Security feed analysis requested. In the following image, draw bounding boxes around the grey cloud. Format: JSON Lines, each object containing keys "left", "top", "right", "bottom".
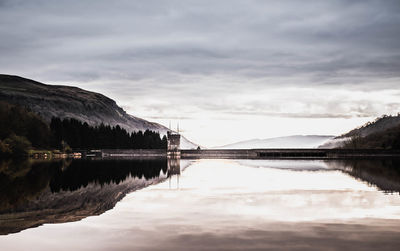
{"left": 1, "top": 0, "right": 400, "bottom": 120}
{"left": 1, "top": 0, "right": 399, "bottom": 80}
{"left": 198, "top": 103, "right": 378, "bottom": 119}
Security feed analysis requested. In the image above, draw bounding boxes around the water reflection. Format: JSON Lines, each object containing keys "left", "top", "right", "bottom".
{"left": 167, "top": 157, "right": 181, "bottom": 177}
{"left": 0, "top": 158, "right": 177, "bottom": 235}
{"left": 1, "top": 158, "right": 400, "bottom": 250}
{"left": 168, "top": 156, "right": 181, "bottom": 189}
{"left": 49, "top": 159, "right": 168, "bottom": 192}
{"left": 237, "top": 158, "right": 400, "bottom": 193}
{"left": 325, "top": 159, "right": 400, "bottom": 194}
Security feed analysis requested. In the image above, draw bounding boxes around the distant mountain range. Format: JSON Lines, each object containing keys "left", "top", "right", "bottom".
{"left": 216, "top": 135, "right": 334, "bottom": 149}
{"left": 0, "top": 74, "right": 197, "bottom": 149}
{"left": 218, "top": 114, "right": 400, "bottom": 149}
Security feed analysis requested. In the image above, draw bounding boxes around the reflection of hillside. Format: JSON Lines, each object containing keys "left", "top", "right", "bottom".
{"left": 326, "top": 159, "right": 400, "bottom": 193}
{"left": 0, "top": 159, "right": 170, "bottom": 235}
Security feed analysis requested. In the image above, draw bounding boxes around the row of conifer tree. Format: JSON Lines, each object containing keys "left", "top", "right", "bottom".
{"left": 0, "top": 101, "right": 167, "bottom": 157}
{"left": 50, "top": 117, "right": 167, "bottom": 149}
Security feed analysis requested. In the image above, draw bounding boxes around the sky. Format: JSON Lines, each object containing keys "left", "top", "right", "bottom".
{"left": 1, "top": 0, "right": 400, "bottom": 147}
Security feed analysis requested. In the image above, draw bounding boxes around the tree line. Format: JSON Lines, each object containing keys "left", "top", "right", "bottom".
{"left": 0, "top": 101, "right": 167, "bottom": 157}
{"left": 50, "top": 117, "right": 167, "bottom": 150}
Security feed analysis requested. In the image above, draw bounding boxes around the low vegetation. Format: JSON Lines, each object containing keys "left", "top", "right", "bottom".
{"left": 0, "top": 101, "right": 50, "bottom": 157}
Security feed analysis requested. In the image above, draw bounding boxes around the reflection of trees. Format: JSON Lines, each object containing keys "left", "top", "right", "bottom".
{"left": 326, "top": 159, "right": 400, "bottom": 193}
{"left": 50, "top": 159, "right": 168, "bottom": 192}
{"left": 0, "top": 159, "right": 168, "bottom": 213}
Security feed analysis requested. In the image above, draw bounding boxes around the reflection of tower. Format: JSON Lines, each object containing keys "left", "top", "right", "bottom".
{"left": 168, "top": 156, "right": 181, "bottom": 189}
{"left": 167, "top": 130, "right": 181, "bottom": 157}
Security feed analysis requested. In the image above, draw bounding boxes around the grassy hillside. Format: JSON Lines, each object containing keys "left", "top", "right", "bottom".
{"left": 318, "top": 114, "right": 400, "bottom": 149}
{"left": 0, "top": 74, "right": 164, "bottom": 133}
{"left": 0, "top": 74, "right": 198, "bottom": 149}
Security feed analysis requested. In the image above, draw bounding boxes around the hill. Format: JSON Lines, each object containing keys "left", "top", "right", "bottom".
{"left": 341, "top": 125, "right": 400, "bottom": 149}
{"left": 0, "top": 75, "right": 197, "bottom": 149}
{"left": 337, "top": 114, "right": 400, "bottom": 138}
{"left": 319, "top": 114, "right": 400, "bottom": 149}
{"left": 319, "top": 114, "right": 400, "bottom": 148}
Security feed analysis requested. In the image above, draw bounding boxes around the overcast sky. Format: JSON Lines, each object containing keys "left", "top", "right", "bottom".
{"left": 1, "top": 0, "right": 400, "bottom": 146}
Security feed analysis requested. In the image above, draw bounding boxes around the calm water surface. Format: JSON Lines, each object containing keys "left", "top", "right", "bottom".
{"left": 1, "top": 158, "right": 400, "bottom": 250}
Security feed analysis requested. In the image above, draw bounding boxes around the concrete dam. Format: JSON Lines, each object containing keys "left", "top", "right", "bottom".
{"left": 94, "top": 148, "right": 400, "bottom": 159}
{"left": 181, "top": 149, "right": 400, "bottom": 159}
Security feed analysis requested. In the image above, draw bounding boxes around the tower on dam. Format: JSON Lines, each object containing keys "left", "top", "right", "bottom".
{"left": 167, "top": 130, "right": 180, "bottom": 157}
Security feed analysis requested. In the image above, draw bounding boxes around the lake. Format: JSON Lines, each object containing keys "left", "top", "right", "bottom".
{"left": 1, "top": 158, "right": 400, "bottom": 250}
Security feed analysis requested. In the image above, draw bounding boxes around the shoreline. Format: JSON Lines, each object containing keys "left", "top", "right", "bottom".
{"left": 23, "top": 148, "right": 400, "bottom": 160}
